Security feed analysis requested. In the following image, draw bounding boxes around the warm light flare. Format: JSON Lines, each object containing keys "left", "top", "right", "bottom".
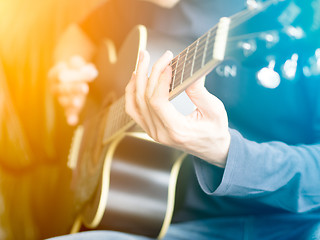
{"left": 0, "top": 0, "right": 104, "bottom": 239}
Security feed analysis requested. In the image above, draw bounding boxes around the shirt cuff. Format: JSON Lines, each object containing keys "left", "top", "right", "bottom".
{"left": 194, "top": 128, "right": 242, "bottom": 196}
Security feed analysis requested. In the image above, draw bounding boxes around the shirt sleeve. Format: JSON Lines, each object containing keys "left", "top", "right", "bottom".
{"left": 194, "top": 128, "right": 320, "bottom": 213}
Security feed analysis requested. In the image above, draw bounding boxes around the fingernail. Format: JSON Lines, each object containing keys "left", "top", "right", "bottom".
{"left": 165, "top": 50, "right": 173, "bottom": 58}
{"left": 139, "top": 51, "right": 144, "bottom": 62}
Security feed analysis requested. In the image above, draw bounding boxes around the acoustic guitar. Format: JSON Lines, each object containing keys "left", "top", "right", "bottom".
{"left": 68, "top": 24, "right": 189, "bottom": 239}
{"left": 67, "top": 0, "right": 319, "bottom": 238}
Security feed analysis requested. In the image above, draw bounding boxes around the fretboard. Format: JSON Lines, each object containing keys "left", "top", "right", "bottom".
{"left": 169, "top": 26, "right": 216, "bottom": 92}
{"left": 169, "top": 17, "right": 230, "bottom": 99}
{"left": 103, "top": 17, "right": 230, "bottom": 144}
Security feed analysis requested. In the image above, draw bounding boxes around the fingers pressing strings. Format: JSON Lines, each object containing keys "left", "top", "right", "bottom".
{"left": 126, "top": 50, "right": 177, "bottom": 139}
{"left": 146, "top": 64, "right": 185, "bottom": 142}
{"left": 126, "top": 50, "right": 154, "bottom": 134}
{"left": 133, "top": 50, "right": 155, "bottom": 135}
{"left": 125, "top": 71, "right": 147, "bottom": 129}
{"left": 144, "top": 50, "right": 177, "bottom": 140}
{"left": 146, "top": 50, "right": 173, "bottom": 98}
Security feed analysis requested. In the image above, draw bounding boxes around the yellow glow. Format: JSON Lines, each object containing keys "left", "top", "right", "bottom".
{"left": 0, "top": 0, "right": 104, "bottom": 239}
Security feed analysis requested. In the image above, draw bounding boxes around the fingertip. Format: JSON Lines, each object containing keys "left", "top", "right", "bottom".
{"left": 82, "top": 64, "right": 99, "bottom": 81}
{"left": 81, "top": 84, "right": 89, "bottom": 93}
{"left": 132, "top": 70, "right": 136, "bottom": 79}
{"left": 72, "top": 97, "right": 84, "bottom": 108}
{"left": 161, "top": 65, "right": 173, "bottom": 84}
{"left": 164, "top": 64, "right": 172, "bottom": 74}
{"left": 67, "top": 114, "right": 78, "bottom": 126}
{"left": 165, "top": 50, "right": 174, "bottom": 59}
{"left": 139, "top": 50, "right": 150, "bottom": 62}
{"left": 139, "top": 51, "right": 144, "bottom": 62}
{"left": 144, "top": 50, "right": 150, "bottom": 58}
{"left": 136, "top": 50, "right": 150, "bottom": 81}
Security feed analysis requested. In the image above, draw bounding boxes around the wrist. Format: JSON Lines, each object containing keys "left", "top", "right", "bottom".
{"left": 202, "top": 129, "right": 231, "bottom": 168}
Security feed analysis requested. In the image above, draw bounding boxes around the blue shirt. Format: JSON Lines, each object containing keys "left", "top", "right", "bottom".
{"left": 82, "top": 0, "right": 320, "bottom": 220}
{"left": 186, "top": 0, "right": 320, "bottom": 219}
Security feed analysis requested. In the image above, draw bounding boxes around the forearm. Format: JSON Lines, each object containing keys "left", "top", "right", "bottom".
{"left": 194, "top": 129, "right": 320, "bottom": 213}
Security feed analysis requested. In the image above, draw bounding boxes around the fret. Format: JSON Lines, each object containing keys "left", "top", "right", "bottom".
{"left": 202, "top": 31, "right": 210, "bottom": 67}
{"left": 192, "top": 54, "right": 203, "bottom": 75}
{"left": 192, "top": 33, "right": 207, "bottom": 75}
{"left": 205, "top": 30, "right": 216, "bottom": 64}
{"left": 170, "top": 32, "right": 211, "bottom": 89}
{"left": 170, "top": 55, "right": 180, "bottom": 91}
{"left": 102, "top": 17, "right": 230, "bottom": 144}
{"left": 190, "top": 38, "right": 200, "bottom": 77}
{"left": 173, "top": 52, "right": 185, "bottom": 88}
{"left": 179, "top": 46, "right": 189, "bottom": 84}
{"left": 181, "top": 44, "right": 196, "bottom": 83}
{"left": 169, "top": 24, "right": 221, "bottom": 94}
{"left": 173, "top": 69, "right": 182, "bottom": 89}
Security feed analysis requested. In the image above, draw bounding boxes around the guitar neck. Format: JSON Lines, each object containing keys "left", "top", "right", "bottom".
{"left": 102, "top": 96, "right": 134, "bottom": 145}
{"left": 169, "top": 17, "right": 230, "bottom": 99}
{"left": 102, "top": 17, "right": 231, "bottom": 144}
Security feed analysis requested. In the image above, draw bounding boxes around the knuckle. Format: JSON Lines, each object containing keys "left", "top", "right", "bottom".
{"left": 149, "top": 99, "right": 161, "bottom": 111}
{"left": 144, "top": 92, "right": 151, "bottom": 103}
{"left": 135, "top": 94, "right": 144, "bottom": 105}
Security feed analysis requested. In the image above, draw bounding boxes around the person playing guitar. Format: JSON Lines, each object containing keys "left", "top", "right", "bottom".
{"left": 50, "top": 0, "right": 320, "bottom": 239}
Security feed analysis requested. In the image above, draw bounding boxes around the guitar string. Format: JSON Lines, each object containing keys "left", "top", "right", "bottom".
{"left": 170, "top": 31, "right": 216, "bottom": 65}
{"left": 170, "top": 2, "right": 278, "bottom": 89}
{"left": 171, "top": 32, "right": 217, "bottom": 69}
{"left": 171, "top": 28, "right": 280, "bottom": 83}
{"left": 107, "top": 11, "right": 270, "bottom": 135}
{"left": 170, "top": 34, "right": 217, "bottom": 86}
{"left": 106, "top": 0, "right": 277, "bottom": 136}
{"left": 171, "top": 45, "right": 215, "bottom": 87}
{"left": 168, "top": 2, "right": 261, "bottom": 66}
{"left": 173, "top": 4, "right": 262, "bottom": 64}
{"left": 169, "top": 0, "right": 274, "bottom": 68}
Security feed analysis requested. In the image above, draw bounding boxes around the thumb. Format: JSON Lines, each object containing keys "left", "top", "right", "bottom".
{"left": 185, "top": 76, "right": 211, "bottom": 113}
{"left": 185, "top": 76, "right": 225, "bottom": 118}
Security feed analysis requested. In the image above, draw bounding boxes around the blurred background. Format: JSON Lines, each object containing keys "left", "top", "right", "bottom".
{"left": 0, "top": 0, "right": 103, "bottom": 239}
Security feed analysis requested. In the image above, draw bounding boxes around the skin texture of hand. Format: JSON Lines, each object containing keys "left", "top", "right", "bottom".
{"left": 125, "top": 50, "right": 231, "bottom": 168}
{"left": 49, "top": 55, "right": 98, "bottom": 126}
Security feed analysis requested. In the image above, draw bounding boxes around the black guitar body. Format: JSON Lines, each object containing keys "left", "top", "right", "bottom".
{"left": 84, "top": 133, "right": 186, "bottom": 238}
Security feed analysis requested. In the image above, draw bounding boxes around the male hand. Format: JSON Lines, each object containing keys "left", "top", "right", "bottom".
{"left": 49, "top": 55, "right": 98, "bottom": 126}
{"left": 125, "top": 50, "right": 231, "bottom": 167}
